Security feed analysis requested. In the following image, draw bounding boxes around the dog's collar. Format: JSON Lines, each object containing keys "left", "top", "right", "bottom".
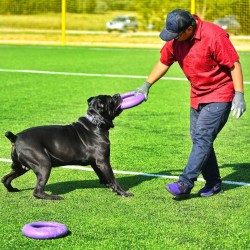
{"left": 85, "top": 114, "right": 104, "bottom": 128}
{"left": 85, "top": 113, "right": 114, "bottom": 130}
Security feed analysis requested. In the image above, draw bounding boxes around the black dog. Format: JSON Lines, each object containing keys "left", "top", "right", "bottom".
{"left": 2, "top": 94, "right": 133, "bottom": 200}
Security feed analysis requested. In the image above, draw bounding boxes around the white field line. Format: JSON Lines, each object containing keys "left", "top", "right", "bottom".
{"left": 0, "top": 68, "right": 186, "bottom": 81}
{"left": 0, "top": 158, "right": 249, "bottom": 187}
{"left": 0, "top": 68, "right": 249, "bottom": 187}
{"left": 0, "top": 68, "right": 250, "bottom": 84}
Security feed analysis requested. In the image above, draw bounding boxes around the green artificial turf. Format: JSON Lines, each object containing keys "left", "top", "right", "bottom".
{"left": 0, "top": 45, "right": 249, "bottom": 249}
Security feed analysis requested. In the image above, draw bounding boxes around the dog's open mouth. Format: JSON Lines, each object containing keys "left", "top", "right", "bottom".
{"left": 119, "top": 91, "right": 145, "bottom": 110}
{"left": 113, "top": 94, "right": 123, "bottom": 110}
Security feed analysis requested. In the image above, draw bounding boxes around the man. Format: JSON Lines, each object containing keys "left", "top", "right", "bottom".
{"left": 135, "top": 9, "right": 246, "bottom": 198}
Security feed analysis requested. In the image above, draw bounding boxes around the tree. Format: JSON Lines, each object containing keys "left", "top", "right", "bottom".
{"left": 134, "top": 0, "right": 190, "bottom": 30}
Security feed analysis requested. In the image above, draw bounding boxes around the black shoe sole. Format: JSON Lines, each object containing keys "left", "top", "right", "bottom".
{"left": 165, "top": 185, "right": 191, "bottom": 199}
{"left": 199, "top": 189, "right": 223, "bottom": 197}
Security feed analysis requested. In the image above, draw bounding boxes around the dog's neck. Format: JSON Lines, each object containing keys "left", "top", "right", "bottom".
{"left": 84, "top": 111, "right": 114, "bottom": 130}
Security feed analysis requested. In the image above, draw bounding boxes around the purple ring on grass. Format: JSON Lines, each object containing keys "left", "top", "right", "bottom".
{"left": 120, "top": 91, "right": 145, "bottom": 109}
{"left": 22, "top": 221, "right": 68, "bottom": 239}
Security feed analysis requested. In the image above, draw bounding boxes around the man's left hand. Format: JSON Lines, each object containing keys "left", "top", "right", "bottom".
{"left": 231, "top": 91, "right": 246, "bottom": 119}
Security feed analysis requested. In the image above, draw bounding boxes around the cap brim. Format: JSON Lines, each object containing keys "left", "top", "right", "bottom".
{"left": 159, "top": 28, "right": 178, "bottom": 41}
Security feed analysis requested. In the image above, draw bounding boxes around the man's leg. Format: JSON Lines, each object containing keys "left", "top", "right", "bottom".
{"left": 189, "top": 108, "right": 221, "bottom": 184}
{"left": 201, "top": 148, "right": 221, "bottom": 185}
{"left": 166, "top": 102, "right": 231, "bottom": 197}
{"left": 179, "top": 102, "right": 231, "bottom": 186}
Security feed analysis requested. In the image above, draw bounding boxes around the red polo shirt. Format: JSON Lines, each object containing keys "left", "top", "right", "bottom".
{"left": 160, "top": 15, "right": 239, "bottom": 109}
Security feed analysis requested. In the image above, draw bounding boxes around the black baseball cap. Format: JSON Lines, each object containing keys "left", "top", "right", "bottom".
{"left": 159, "top": 9, "right": 195, "bottom": 41}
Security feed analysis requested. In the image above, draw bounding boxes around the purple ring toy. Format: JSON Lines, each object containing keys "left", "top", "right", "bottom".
{"left": 22, "top": 221, "right": 68, "bottom": 239}
{"left": 120, "top": 91, "right": 145, "bottom": 109}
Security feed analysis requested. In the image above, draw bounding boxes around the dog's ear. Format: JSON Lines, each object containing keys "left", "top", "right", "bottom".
{"left": 87, "top": 97, "right": 94, "bottom": 104}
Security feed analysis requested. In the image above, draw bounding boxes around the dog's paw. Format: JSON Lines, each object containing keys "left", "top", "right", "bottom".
{"left": 122, "top": 191, "right": 134, "bottom": 197}
{"left": 33, "top": 193, "right": 64, "bottom": 200}
{"left": 8, "top": 187, "right": 20, "bottom": 192}
{"left": 115, "top": 189, "right": 134, "bottom": 197}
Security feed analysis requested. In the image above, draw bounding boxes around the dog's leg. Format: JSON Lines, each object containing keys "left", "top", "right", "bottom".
{"left": 1, "top": 162, "right": 29, "bottom": 192}
{"left": 91, "top": 163, "right": 107, "bottom": 185}
{"left": 2, "top": 146, "right": 29, "bottom": 192}
{"left": 95, "top": 160, "right": 133, "bottom": 197}
{"left": 32, "top": 165, "right": 63, "bottom": 200}
{"left": 19, "top": 150, "right": 63, "bottom": 200}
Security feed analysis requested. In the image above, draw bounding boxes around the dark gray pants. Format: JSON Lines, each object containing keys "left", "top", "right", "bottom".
{"left": 179, "top": 102, "right": 231, "bottom": 187}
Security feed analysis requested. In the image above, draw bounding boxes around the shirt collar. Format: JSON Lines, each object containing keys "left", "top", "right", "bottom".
{"left": 192, "top": 15, "right": 202, "bottom": 40}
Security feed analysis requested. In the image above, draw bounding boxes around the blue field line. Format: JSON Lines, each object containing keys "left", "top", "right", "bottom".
{"left": 0, "top": 158, "right": 249, "bottom": 187}
{"left": 0, "top": 68, "right": 250, "bottom": 84}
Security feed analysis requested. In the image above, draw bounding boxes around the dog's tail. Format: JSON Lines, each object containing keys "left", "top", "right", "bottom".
{"left": 5, "top": 131, "right": 17, "bottom": 143}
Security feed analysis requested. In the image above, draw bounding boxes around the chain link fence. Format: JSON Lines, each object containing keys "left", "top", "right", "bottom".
{"left": 0, "top": 0, "right": 249, "bottom": 48}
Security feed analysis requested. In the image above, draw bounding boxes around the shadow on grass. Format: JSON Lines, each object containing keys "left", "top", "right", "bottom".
{"left": 10, "top": 163, "right": 249, "bottom": 198}
{"left": 172, "top": 193, "right": 200, "bottom": 201}
{"left": 221, "top": 162, "right": 250, "bottom": 191}
{"left": 45, "top": 170, "right": 170, "bottom": 196}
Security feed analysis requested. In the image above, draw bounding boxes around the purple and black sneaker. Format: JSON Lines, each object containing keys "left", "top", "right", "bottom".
{"left": 198, "top": 183, "right": 222, "bottom": 197}
{"left": 165, "top": 181, "right": 192, "bottom": 198}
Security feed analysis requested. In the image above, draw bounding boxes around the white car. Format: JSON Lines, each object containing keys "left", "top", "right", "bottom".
{"left": 214, "top": 16, "right": 241, "bottom": 34}
{"left": 106, "top": 15, "right": 138, "bottom": 33}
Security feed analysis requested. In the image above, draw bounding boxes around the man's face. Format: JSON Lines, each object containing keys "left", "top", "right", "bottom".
{"left": 175, "top": 26, "right": 195, "bottom": 42}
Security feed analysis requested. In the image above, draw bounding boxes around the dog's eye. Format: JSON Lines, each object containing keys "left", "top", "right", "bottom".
{"left": 98, "top": 103, "right": 104, "bottom": 109}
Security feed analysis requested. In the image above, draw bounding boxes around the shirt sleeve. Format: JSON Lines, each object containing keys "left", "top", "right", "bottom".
{"left": 160, "top": 42, "right": 176, "bottom": 66}
{"left": 212, "top": 33, "right": 239, "bottom": 68}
